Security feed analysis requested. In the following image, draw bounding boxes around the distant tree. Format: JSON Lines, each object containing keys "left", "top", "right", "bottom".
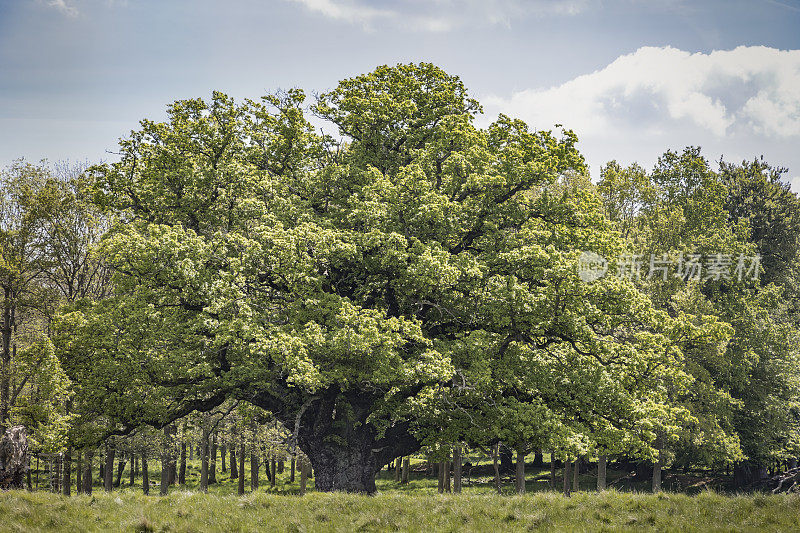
{"left": 598, "top": 149, "right": 800, "bottom": 485}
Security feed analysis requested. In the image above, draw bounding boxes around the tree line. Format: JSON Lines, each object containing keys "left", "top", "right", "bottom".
{"left": 1, "top": 63, "right": 798, "bottom": 494}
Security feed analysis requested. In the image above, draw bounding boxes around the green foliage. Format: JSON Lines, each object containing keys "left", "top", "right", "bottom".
{"left": 0, "top": 160, "right": 99, "bottom": 452}
{"left": 598, "top": 148, "right": 800, "bottom": 471}
{"left": 53, "top": 64, "right": 711, "bottom": 486}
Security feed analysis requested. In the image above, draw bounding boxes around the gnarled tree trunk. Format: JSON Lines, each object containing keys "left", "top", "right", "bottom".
{"left": 0, "top": 426, "right": 28, "bottom": 489}
{"left": 285, "top": 389, "right": 420, "bottom": 494}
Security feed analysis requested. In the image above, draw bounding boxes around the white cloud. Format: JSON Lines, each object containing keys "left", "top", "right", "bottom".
{"left": 482, "top": 46, "right": 800, "bottom": 185}
{"left": 40, "top": 0, "right": 129, "bottom": 17}
{"left": 46, "top": 0, "right": 79, "bottom": 17}
{"left": 484, "top": 46, "right": 800, "bottom": 139}
{"left": 286, "top": 0, "right": 394, "bottom": 28}
{"left": 287, "top": 0, "right": 592, "bottom": 31}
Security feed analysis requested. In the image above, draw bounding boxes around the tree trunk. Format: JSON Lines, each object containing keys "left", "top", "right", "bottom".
{"left": 230, "top": 446, "right": 238, "bottom": 479}
{"left": 82, "top": 449, "right": 93, "bottom": 495}
{"left": 653, "top": 449, "right": 663, "bottom": 493}
{"left": 597, "top": 454, "right": 607, "bottom": 491}
{"left": 265, "top": 456, "right": 274, "bottom": 484}
{"left": 209, "top": 434, "right": 217, "bottom": 484}
{"left": 572, "top": 457, "right": 580, "bottom": 492}
{"left": 142, "top": 455, "right": 149, "bottom": 495}
{"left": 220, "top": 445, "right": 226, "bottom": 473}
{"left": 270, "top": 454, "right": 276, "bottom": 487}
{"left": 563, "top": 458, "right": 571, "bottom": 497}
{"left": 200, "top": 426, "right": 209, "bottom": 493}
{"left": 301, "top": 438, "right": 384, "bottom": 493}
{"left": 550, "top": 452, "right": 557, "bottom": 489}
{"left": 251, "top": 452, "right": 259, "bottom": 491}
{"left": 75, "top": 452, "right": 82, "bottom": 494}
{"left": 402, "top": 457, "right": 410, "bottom": 484}
{"left": 114, "top": 454, "right": 126, "bottom": 488}
{"left": 299, "top": 457, "right": 308, "bottom": 496}
{"left": 160, "top": 433, "right": 170, "bottom": 496}
{"left": 130, "top": 455, "right": 136, "bottom": 487}
{"left": 394, "top": 457, "right": 402, "bottom": 482}
{"left": 104, "top": 443, "right": 114, "bottom": 492}
{"left": 453, "top": 447, "right": 462, "bottom": 493}
{"left": 169, "top": 457, "right": 176, "bottom": 486}
{"left": 179, "top": 441, "right": 186, "bottom": 485}
{"left": 492, "top": 443, "right": 502, "bottom": 494}
{"left": 0, "top": 288, "right": 14, "bottom": 433}
{"left": 500, "top": 445, "right": 513, "bottom": 474}
{"left": 444, "top": 458, "right": 451, "bottom": 493}
{"left": 62, "top": 448, "right": 71, "bottom": 496}
{"left": 278, "top": 458, "right": 284, "bottom": 474}
{"left": 290, "top": 457, "right": 295, "bottom": 482}
{"left": 437, "top": 461, "right": 444, "bottom": 493}
{"left": 516, "top": 444, "right": 526, "bottom": 494}
{"left": 266, "top": 389, "right": 419, "bottom": 494}
{"left": 0, "top": 426, "right": 28, "bottom": 490}
{"left": 238, "top": 442, "right": 245, "bottom": 495}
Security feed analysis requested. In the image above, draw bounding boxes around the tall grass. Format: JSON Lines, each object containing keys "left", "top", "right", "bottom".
{"left": 2, "top": 489, "right": 799, "bottom": 532}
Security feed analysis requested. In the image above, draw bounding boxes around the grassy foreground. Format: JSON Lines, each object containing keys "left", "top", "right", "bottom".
{"left": 2, "top": 490, "right": 800, "bottom": 532}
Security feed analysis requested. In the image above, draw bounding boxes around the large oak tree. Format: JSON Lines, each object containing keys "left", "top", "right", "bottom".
{"left": 62, "top": 64, "right": 695, "bottom": 492}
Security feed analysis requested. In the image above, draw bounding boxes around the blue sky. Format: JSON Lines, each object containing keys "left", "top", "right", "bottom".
{"left": 1, "top": 0, "right": 799, "bottom": 187}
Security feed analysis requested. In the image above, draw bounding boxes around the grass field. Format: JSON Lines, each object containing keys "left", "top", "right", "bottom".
{"left": 2, "top": 489, "right": 800, "bottom": 532}
{"left": 11, "top": 454, "right": 791, "bottom": 532}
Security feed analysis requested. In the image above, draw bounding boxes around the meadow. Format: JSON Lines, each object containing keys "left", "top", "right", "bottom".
{"left": 5, "top": 456, "right": 799, "bottom": 532}
{"left": 2, "top": 488, "right": 799, "bottom": 532}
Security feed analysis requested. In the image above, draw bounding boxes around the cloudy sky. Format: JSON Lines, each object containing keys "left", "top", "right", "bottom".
{"left": 1, "top": 0, "right": 799, "bottom": 188}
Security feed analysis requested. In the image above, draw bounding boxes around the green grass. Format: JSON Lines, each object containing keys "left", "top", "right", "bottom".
{"left": 2, "top": 488, "right": 800, "bottom": 532}
{"left": 14, "top": 455, "right": 778, "bottom": 531}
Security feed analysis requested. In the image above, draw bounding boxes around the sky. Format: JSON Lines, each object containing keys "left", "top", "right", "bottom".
{"left": 1, "top": 0, "right": 799, "bottom": 188}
